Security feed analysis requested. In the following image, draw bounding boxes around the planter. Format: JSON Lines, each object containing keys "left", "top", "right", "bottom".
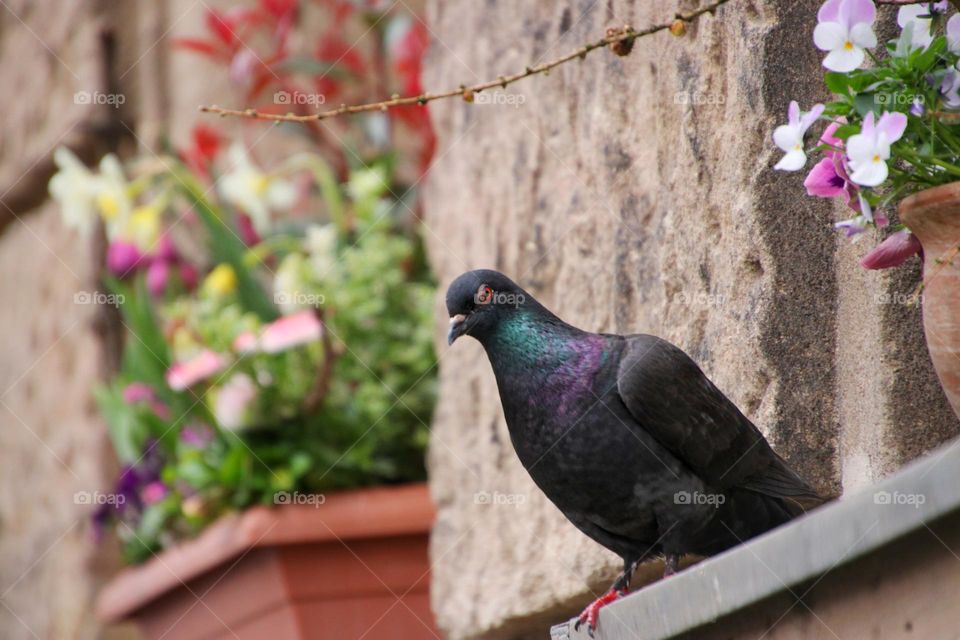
{"left": 97, "top": 483, "right": 436, "bottom": 640}
{"left": 900, "top": 183, "right": 960, "bottom": 419}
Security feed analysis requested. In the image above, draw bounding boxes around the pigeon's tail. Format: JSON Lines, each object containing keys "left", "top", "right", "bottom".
{"left": 738, "top": 452, "right": 826, "bottom": 515}
{"left": 692, "top": 488, "right": 805, "bottom": 556}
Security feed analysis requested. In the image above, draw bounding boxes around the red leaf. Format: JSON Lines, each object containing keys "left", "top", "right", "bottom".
{"left": 170, "top": 37, "right": 226, "bottom": 60}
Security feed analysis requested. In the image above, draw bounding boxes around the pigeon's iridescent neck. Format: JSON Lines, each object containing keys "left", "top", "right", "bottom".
{"left": 487, "top": 310, "right": 610, "bottom": 377}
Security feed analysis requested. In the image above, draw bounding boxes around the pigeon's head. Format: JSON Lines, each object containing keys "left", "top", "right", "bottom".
{"left": 445, "top": 269, "right": 529, "bottom": 345}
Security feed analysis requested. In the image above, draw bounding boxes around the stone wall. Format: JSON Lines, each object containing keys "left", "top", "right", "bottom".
{"left": 421, "top": 1, "right": 960, "bottom": 638}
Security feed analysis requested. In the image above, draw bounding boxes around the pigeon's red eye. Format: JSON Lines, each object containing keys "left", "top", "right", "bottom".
{"left": 475, "top": 285, "right": 493, "bottom": 304}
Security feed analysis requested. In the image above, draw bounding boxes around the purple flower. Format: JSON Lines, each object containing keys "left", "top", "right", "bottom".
{"left": 949, "top": 14, "right": 960, "bottom": 53}
{"left": 860, "top": 229, "right": 923, "bottom": 269}
{"left": 106, "top": 241, "right": 147, "bottom": 276}
{"left": 803, "top": 122, "right": 860, "bottom": 211}
{"left": 814, "top": 0, "right": 877, "bottom": 72}
{"left": 847, "top": 111, "right": 908, "bottom": 187}
{"left": 180, "top": 423, "right": 214, "bottom": 448}
{"left": 835, "top": 217, "right": 869, "bottom": 237}
{"left": 942, "top": 67, "right": 960, "bottom": 108}
{"left": 910, "top": 98, "right": 925, "bottom": 117}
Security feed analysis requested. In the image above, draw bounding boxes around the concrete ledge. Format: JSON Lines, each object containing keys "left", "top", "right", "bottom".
{"left": 551, "top": 439, "right": 960, "bottom": 640}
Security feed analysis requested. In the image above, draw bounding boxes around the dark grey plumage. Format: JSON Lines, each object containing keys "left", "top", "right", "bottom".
{"left": 446, "top": 269, "right": 822, "bottom": 632}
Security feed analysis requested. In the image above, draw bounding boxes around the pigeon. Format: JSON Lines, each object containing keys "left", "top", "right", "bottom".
{"left": 445, "top": 269, "right": 823, "bottom": 636}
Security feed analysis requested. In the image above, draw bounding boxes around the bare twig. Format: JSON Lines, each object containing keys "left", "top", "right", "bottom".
{"left": 200, "top": 0, "right": 732, "bottom": 124}
{"left": 303, "top": 308, "right": 338, "bottom": 414}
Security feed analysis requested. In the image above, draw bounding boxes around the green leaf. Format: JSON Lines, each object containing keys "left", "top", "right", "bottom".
{"left": 171, "top": 166, "right": 278, "bottom": 321}
{"left": 825, "top": 72, "right": 852, "bottom": 95}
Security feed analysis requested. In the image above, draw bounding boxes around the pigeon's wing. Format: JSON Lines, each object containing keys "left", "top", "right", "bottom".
{"left": 616, "top": 334, "right": 822, "bottom": 506}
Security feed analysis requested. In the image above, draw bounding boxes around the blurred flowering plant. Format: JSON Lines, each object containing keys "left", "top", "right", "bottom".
{"left": 773, "top": 0, "right": 960, "bottom": 269}
{"left": 50, "top": 0, "right": 437, "bottom": 563}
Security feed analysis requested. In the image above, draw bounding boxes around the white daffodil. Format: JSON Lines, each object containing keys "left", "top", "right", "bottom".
{"left": 813, "top": 0, "right": 877, "bottom": 73}
{"left": 219, "top": 144, "right": 297, "bottom": 233}
{"left": 95, "top": 154, "right": 134, "bottom": 235}
{"left": 773, "top": 101, "right": 825, "bottom": 171}
{"left": 48, "top": 147, "right": 100, "bottom": 235}
{"left": 897, "top": 2, "right": 948, "bottom": 52}
{"left": 846, "top": 111, "right": 908, "bottom": 187}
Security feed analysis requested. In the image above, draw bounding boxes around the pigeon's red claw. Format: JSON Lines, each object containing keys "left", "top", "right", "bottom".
{"left": 573, "top": 588, "right": 625, "bottom": 637}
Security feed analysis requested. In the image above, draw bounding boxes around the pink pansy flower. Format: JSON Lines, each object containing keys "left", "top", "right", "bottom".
{"left": 846, "top": 111, "right": 908, "bottom": 187}
{"left": 259, "top": 310, "right": 323, "bottom": 353}
{"left": 814, "top": 0, "right": 877, "bottom": 72}
{"left": 773, "top": 101, "right": 825, "bottom": 171}
{"left": 146, "top": 260, "right": 170, "bottom": 297}
{"left": 166, "top": 349, "right": 228, "bottom": 391}
{"left": 141, "top": 481, "right": 169, "bottom": 505}
{"left": 860, "top": 229, "right": 923, "bottom": 269}
{"left": 804, "top": 122, "right": 860, "bottom": 210}
{"left": 180, "top": 423, "right": 214, "bottom": 447}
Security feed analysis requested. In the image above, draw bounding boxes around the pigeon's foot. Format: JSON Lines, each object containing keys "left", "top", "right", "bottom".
{"left": 573, "top": 588, "right": 625, "bottom": 637}
{"left": 663, "top": 553, "right": 680, "bottom": 577}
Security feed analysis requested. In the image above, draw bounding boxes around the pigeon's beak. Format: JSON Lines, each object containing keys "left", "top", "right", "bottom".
{"left": 447, "top": 313, "right": 468, "bottom": 345}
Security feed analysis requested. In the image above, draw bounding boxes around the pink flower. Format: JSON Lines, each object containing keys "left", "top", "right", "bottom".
{"left": 166, "top": 349, "right": 228, "bottom": 391}
{"left": 804, "top": 122, "right": 860, "bottom": 211}
{"left": 146, "top": 260, "right": 170, "bottom": 297}
{"left": 860, "top": 229, "right": 923, "bottom": 269}
{"left": 213, "top": 373, "right": 258, "bottom": 430}
{"left": 107, "top": 241, "right": 147, "bottom": 276}
{"left": 181, "top": 423, "right": 213, "bottom": 447}
{"left": 232, "top": 331, "right": 258, "bottom": 353}
{"left": 179, "top": 263, "right": 199, "bottom": 290}
{"left": 122, "top": 382, "right": 170, "bottom": 419}
{"left": 259, "top": 310, "right": 323, "bottom": 353}
{"left": 141, "top": 481, "right": 169, "bottom": 505}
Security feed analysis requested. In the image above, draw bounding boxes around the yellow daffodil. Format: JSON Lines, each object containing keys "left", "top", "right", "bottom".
{"left": 204, "top": 264, "right": 238, "bottom": 297}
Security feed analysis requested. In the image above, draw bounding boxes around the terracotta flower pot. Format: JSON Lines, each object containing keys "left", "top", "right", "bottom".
{"left": 97, "top": 483, "right": 437, "bottom": 640}
{"left": 899, "top": 183, "right": 960, "bottom": 419}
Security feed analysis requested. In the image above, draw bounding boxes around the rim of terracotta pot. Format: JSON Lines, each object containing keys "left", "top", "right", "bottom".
{"left": 899, "top": 180, "right": 960, "bottom": 214}
{"left": 96, "top": 482, "right": 434, "bottom": 624}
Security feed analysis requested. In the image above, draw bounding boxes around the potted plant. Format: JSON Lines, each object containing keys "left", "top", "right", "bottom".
{"left": 49, "top": 1, "right": 440, "bottom": 636}
{"left": 771, "top": 0, "right": 960, "bottom": 417}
